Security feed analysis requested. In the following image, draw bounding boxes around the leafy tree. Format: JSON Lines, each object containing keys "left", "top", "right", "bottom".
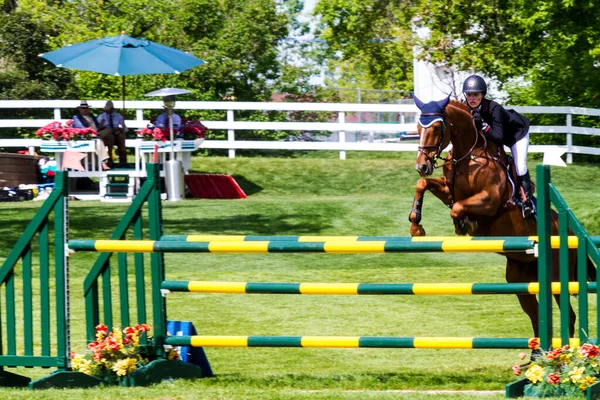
{"left": 7, "top": 0, "right": 297, "bottom": 142}
{"left": 0, "top": 10, "right": 78, "bottom": 139}
{"left": 314, "top": 0, "right": 417, "bottom": 93}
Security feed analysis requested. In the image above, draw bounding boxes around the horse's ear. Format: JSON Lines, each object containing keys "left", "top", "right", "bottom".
{"left": 437, "top": 94, "right": 451, "bottom": 110}
{"left": 413, "top": 94, "right": 425, "bottom": 111}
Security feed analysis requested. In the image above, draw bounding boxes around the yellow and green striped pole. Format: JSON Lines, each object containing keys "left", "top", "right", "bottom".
{"left": 164, "top": 335, "right": 581, "bottom": 349}
{"left": 161, "top": 280, "right": 597, "bottom": 295}
{"left": 69, "top": 237, "right": 536, "bottom": 253}
{"left": 161, "top": 234, "right": 600, "bottom": 248}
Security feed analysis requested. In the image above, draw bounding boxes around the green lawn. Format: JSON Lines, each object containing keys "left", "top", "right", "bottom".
{"left": 0, "top": 152, "right": 599, "bottom": 399}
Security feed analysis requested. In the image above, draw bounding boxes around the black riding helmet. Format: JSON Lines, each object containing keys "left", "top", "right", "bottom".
{"left": 462, "top": 75, "right": 487, "bottom": 96}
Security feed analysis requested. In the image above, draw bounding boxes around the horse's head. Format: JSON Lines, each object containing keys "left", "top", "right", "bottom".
{"left": 413, "top": 94, "right": 451, "bottom": 176}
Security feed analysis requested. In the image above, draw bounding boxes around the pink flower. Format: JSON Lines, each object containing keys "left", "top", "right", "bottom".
{"left": 512, "top": 364, "right": 521, "bottom": 376}
{"left": 519, "top": 352, "right": 527, "bottom": 360}
{"left": 35, "top": 121, "right": 97, "bottom": 141}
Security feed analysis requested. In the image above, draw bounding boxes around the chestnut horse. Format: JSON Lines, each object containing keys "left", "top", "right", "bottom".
{"left": 407, "top": 95, "right": 594, "bottom": 339}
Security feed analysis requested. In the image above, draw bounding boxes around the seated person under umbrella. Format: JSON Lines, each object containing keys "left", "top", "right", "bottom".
{"left": 97, "top": 100, "right": 128, "bottom": 166}
{"left": 72, "top": 100, "right": 110, "bottom": 170}
{"left": 155, "top": 107, "right": 182, "bottom": 137}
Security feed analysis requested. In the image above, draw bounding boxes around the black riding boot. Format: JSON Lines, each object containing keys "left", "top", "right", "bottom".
{"left": 518, "top": 171, "right": 536, "bottom": 219}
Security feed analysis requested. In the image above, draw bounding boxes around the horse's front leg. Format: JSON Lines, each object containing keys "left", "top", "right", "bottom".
{"left": 450, "top": 189, "right": 501, "bottom": 218}
{"left": 409, "top": 176, "right": 452, "bottom": 236}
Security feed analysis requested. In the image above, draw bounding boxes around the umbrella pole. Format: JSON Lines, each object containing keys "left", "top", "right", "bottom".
{"left": 122, "top": 76, "right": 126, "bottom": 120}
{"left": 168, "top": 106, "right": 175, "bottom": 160}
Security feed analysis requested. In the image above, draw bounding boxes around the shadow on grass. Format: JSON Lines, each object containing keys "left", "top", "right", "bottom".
{"left": 203, "top": 370, "right": 511, "bottom": 390}
{"left": 165, "top": 213, "right": 331, "bottom": 235}
{"left": 231, "top": 174, "right": 263, "bottom": 196}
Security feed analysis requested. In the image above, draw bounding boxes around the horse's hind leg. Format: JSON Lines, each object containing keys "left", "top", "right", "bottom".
{"left": 409, "top": 177, "right": 451, "bottom": 236}
{"left": 506, "top": 258, "right": 540, "bottom": 338}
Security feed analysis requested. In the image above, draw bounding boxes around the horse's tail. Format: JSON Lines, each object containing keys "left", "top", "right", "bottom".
{"left": 587, "top": 257, "right": 597, "bottom": 282}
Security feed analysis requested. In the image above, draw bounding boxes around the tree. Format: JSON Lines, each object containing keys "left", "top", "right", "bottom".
{"left": 314, "top": 0, "right": 418, "bottom": 93}
{"left": 3, "top": 0, "right": 296, "bottom": 142}
{"left": 0, "top": 10, "right": 78, "bottom": 139}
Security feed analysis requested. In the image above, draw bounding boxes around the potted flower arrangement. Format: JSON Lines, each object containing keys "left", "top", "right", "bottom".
{"left": 35, "top": 120, "right": 97, "bottom": 141}
{"left": 512, "top": 339, "right": 600, "bottom": 397}
{"left": 71, "top": 323, "right": 179, "bottom": 386}
{"left": 136, "top": 126, "right": 168, "bottom": 142}
{"left": 180, "top": 119, "right": 208, "bottom": 141}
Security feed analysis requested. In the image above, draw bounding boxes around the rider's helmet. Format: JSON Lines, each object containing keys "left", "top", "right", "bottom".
{"left": 462, "top": 75, "right": 487, "bottom": 97}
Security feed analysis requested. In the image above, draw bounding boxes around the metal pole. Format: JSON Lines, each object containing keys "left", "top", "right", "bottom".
{"left": 537, "top": 164, "right": 552, "bottom": 350}
{"left": 168, "top": 105, "right": 174, "bottom": 161}
{"left": 566, "top": 113, "right": 573, "bottom": 164}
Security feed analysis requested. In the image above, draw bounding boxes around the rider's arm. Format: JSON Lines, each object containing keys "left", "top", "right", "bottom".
{"left": 485, "top": 102, "right": 507, "bottom": 145}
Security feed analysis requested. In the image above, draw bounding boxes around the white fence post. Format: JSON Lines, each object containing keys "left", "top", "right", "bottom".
{"left": 227, "top": 109, "right": 235, "bottom": 159}
{"left": 53, "top": 108, "right": 61, "bottom": 120}
{"left": 136, "top": 109, "right": 144, "bottom": 125}
{"left": 338, "top": 111, "right": 346, "bottom": 160}
{"left": 566, "top": 113, "right": 573, "bottom": 164}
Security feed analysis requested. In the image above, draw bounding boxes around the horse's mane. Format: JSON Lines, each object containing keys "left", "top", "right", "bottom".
{"left": 447, "top": 100, "right": 472, "bottom": 118}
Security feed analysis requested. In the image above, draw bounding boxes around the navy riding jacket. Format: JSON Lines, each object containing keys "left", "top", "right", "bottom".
{"left": 477, "top": 99, "right": 530, "bottom": 148}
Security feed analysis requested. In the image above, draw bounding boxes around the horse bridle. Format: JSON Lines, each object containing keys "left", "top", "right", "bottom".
{"left": 417, "top": 112, "right": 447, "bottom": 168}
{"left": 418, "top": 109, "right": 485, "bottom": 168}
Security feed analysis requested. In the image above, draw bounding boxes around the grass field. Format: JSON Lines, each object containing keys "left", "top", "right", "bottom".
{"left": 0, "top": 152, "right": 599, "bottom": 399}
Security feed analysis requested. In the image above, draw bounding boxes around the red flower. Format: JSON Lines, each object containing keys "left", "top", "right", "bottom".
{"left": 135, "top": 323, "right": 150, "bottom": 332}
{"left": 512, "top": 364, "right": 521, "bottom": 376}
{"left": 547, "top": 347, "right": 564, "bottom": 359}
{"left": 123, "top": 326, "right": 136, "bottom": 336}
{"left": 579, "top": 343, "right": 599, "bottom": 358}
{"left": 547, "top": 373, "right": 560, "bottom": 385}
{"left": 96, "top": 324, "right": 108, "bottom": 335}
{"left": 528, "top": 338, "right": 540, "bottom": 350}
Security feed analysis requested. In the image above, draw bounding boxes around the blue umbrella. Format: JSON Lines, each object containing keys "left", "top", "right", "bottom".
{"left": 39, "top": 34, "right": 205, "bottom": 111}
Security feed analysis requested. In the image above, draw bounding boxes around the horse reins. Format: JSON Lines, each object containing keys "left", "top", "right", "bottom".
{"left": 419, "top": 104, "right": 514, "bottom": 210}
{"left": 416, "top": 112, "right": 446, "bottom": 169}
{"left": 417, "top": 109, "right": 481, "bottom": 168}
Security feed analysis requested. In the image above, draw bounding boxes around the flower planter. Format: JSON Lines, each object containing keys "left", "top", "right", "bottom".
{"left": 138, "top": 139, "right": 201, "bottom": 153}
{"left": 507, "top": 377, "right": 600, "bottom": 398}
{"left": 40, "top": 140, "right": 96, "bottom": 153}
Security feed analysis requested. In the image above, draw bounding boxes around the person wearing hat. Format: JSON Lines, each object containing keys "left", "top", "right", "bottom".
{"left": 97, "top": 100, "right": 128, "bottom": 166}
{"left": 72, "top": 100, "right": 110, "bottom": 170}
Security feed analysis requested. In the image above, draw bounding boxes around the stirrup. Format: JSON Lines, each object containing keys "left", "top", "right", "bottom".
{"left": 521, "top": 200, "right": 536, "bottom": 219}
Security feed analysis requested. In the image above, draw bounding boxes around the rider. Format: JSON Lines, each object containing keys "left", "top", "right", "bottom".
{"left": 462, "top": 74, "right": 536, "bottom": 218}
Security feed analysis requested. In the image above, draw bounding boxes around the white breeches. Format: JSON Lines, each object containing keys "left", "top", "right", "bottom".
{"left": 511, "top": 133, "right": 529, "bottom": 176}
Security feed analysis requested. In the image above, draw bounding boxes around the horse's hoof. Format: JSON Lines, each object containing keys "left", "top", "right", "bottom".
{"left": 454, "top": 219, "right": 467, "bottom": 236}
{"left": 410, "top": 224, "right": 426, "bottom": 237}
{"left": 464, "top": 218, "right": 478, "bottom": 235}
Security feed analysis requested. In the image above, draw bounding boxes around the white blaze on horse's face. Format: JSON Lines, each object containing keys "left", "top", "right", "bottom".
{"left": 415, "top": 121, "right": 443, "bottom": 177}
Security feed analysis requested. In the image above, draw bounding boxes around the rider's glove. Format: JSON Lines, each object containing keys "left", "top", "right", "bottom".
{"left": 472, "top": 111, "right": 483, "bottom": 131}
{"left": 481, "top": 121, "right": 491, "bottom": 134}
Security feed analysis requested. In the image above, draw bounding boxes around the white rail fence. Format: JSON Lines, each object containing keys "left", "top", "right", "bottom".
{"left": 0, "top": 100, "right": 599, "bottom": 164}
